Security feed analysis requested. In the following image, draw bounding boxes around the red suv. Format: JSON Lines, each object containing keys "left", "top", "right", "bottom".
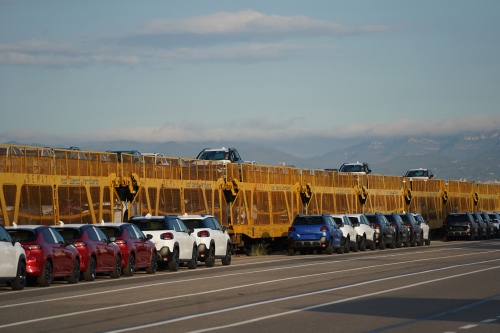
{"left": 6, "top": 224, "right": 80, "bottom": 287}
{"left": 53, "top": 223, "right": 122, "bottom": 281}
{"left": 97, "top": 223, "right": 157, "bottom": 276}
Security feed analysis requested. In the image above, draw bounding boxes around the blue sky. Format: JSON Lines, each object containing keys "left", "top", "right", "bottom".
{"left": 1, "top": 0, "right": 499, "bottom": 152}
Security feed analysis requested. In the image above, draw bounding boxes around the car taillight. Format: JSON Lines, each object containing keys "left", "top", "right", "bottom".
{"left": 406, "top": 223, "right": 412, "bottom": 228}
{"left": 114, "top": 239, "right": 126, "bottom": 245}
{"left": 73, "top": 241, "right": 86, "bottom": 247}
{"left": 198, "top": 230, "right": 210, "bottom": 237}
{"left": 392, "top": 223, "right": 397, "bottom": 228}
{"left": 23, "top": 244, "right": 41, "bottom": 250}
{"left": 288, "top": 227, "right": 295, "bottom": 232}
{"left": 320, "top": 226, "right": 328, "bottom": 231}
{"left": 375, "top": 223, "right": 381, "bottom": 229}
{"left": 160, "top": 232, "right": 174, "bottom": 240}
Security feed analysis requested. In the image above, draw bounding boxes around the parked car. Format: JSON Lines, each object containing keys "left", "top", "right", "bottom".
{"left": 364, "top": 213, "right": 396, "bottom": 249}
{"left": 6, "top": 224, "right": 80, "bottom": 287}
{"left": 383, "top": 213, "right": 410, "bottom": 248}
{"left": 287, "top": 214, "right": 343, "bottom": 255}
{"left": 472, "top": 212, "right": 489, "bottom": 239}
{"left": 479, "top": 212, "right": 496, "bottom": 239}
{"left": 345, "top": 214, "right": 376, "bottom": 251}
{"left": 441, "top": 212, "right": 477, "bottom": 241}
{"left": 486, "top": 212, "right": 500, "bottom": 237}
{"left": 331, "top": 214, "right": 359, "bottom": 253}
{"left": 403, "top": 168, "right": 434, "bottom": 179}
{"left": 0, "top": 225, "right": 26, "bottom": 290}
{"left": 128, "top": 214, "right": 198, "bottom": 271}
{"left": 179, "top": 213, "right": 232, "bottom": 266}
{"left": 411, "top": 213, "right": 431, "bottom": 245}
{"left": 398, "top": 212, "right": 423, "bottom": 246}
{"left": 97, "top": 222, "right": 157, "bottom": 276}
{"left": 339, "top": 162, "right": 371, "bottom": 174}
{"left": 52, "top": 223, "right": 122, "bottom": 281}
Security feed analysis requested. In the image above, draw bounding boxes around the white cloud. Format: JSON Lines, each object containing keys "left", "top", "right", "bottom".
{"left": 0, "top": 10, "right": 390, "bottom": 67}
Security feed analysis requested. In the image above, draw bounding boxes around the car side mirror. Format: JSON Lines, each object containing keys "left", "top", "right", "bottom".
{"left": 188, "top": 228, "right": 194, "bottom": 235}
{"left": 108, "top": 236, "right": 116, "bottom": 243}
{"left": 64, "top": 238, "right": 74, "bottom": 246}
{"left": 146, "top": 234, "right": 153, "bottom": 240}
{"left": 11, "top": 236, "right": 21, "bottom": 246}
{"left": 222, "top": 226, "right": 228, "bottom": 233}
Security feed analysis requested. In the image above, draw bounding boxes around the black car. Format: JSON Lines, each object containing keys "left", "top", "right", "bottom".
{"left": 479, "top": 212, "right": 496, "bottom": 239}
{"left": 472, "top": 212, "right": 490, "bottom": 239}
{"left": 364, "top": 213, "right": 396, "bottom": 249}
{"left": 383, "top": 213, "right": 410, "bottom": 248}
{"left": 442, "top": 212, "right": 477, "bottom": 241}
{"left": 398, "top": 212, "right": 423, "bottom": 246}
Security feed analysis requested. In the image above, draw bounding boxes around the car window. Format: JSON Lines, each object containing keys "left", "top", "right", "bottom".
{"left": 86, "top": 226, "right": 99, "bottom": 241}
{"left": 343, "top": 217, "right": 351, "bottom": 226}
{"left": 125, "top": 225, "right": 138, "bottom": 239}
{"left": 50, "top": 228, "right": 65, "bottom": 244}
{"left": 8, "top": 229, "right": 36, "bottom": 242}
{"left": 211, "top": 218, "right": 223, "bottom": 230}
{"left": 93, "top": 227, "right": 108, "bottom": 241}
{"left": 42, "top": 228, "right": 57, "bottom": 244}
{"left": 0, "top": 226, "right": 11, "bottom": 242}
{"left": 131, "top": 225, "right": 145, "bottom": 239}
{"left": 177, "top": 219, "right": 189, "bottom": 232}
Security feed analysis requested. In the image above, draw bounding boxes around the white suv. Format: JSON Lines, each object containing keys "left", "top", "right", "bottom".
{"left": 128, "top": 214, "right": 198, "bottom": 271}
{"left": 346, "top": 214, "right": 376, "bottom": 251}
{"left": 0, "top": 225, "right": 26, "bottom": 290}
{"left": 330, "top": 214, "right": 359, "bottom": 253}
{"left": 179, "top": 213, "right": 232, "bottom": 267}
{"left": 412, "top": 213, "right": 431, "bottom": 245}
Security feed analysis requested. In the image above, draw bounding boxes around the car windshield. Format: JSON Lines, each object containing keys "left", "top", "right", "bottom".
{"left": 293, "top": 217, "right": 324, "bottom": 225}
{"left": 131, "top": 219, "right": 168, "bottom": 231}
{"left": 331, "top": 217, "right": 343, "bottom": 227}
{"left": 197, "top": 151, "right": 228, "bottom": 160}
{"left": 182, "top": 219, "right": 210, "bottom": 229}
{"left": 342, "top": 165, "right": 363, "bottom": 172}
{"left": 7, "top": 229, "right": 36, "bottom": 242}
{"left": 407, "top": 170, "right": 427, "bottom": 177}
{"left": 54, "top": 228, "right": 81, "bottom": 239}
{"left": 447, "top": 215, "right": 468, "bottom": 222}
{"left": 99, "top": 227, "right": 119, "bottom": 238}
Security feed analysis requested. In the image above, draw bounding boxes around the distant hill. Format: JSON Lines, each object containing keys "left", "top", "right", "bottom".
{"left": 4, "top": 133, "right": 500, "bottom": 183}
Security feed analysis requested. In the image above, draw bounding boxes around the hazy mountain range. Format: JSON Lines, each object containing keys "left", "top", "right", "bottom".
{"left": 6, "top": 132, "right": 500, "bottom": 183}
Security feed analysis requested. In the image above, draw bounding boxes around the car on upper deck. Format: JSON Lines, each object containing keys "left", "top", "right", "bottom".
{"left": 339, "top": 162, "right": 372, "bottom": 174}
{"left": 196, "top": 147, "right": 243, "bottom": 165}
{"left": 128, "top": 214, "right": 198, "bottom": 271}
{"left": 288, "top": 214, "right": 343, "bottom": 255}
{"left": 179, "top": 213, "right": 231, "bottom": 267}
{"left": 404, "top": 168, "right": 434, "bottom": 179}
{"left": 0, "top": 224, "right": 26, "bottom": 290}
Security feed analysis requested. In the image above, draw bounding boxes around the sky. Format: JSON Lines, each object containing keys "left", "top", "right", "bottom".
{"left": 1, "top": 0, "right": 499, "bottom": 153}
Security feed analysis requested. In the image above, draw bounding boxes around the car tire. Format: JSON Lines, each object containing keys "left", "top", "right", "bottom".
{"left": 351, "top": 239, "right": 359, "bottom": 252}
{"left": 369, "top": 236, "right": 376, "bottom": 251}
{"left": 110, "top": 254, "right": 122, "bottom": 278}
{"left": 417, "top": 233, "right": 424, "bottom": 246}
{"left": 67, "top": 258, "right": 80, "bottom": 284}
{"left": 343, "top": 238, "right": 350, "bottom": 253}
{"left": 379, "top": 235, "right": 386, "bottom": 250}
{"left": 83, "top": 257, "right": 97, "bottom": 281}
{"left": 336, "top": 241, "right": 344, "bottom": 254}
{"left": 390, "top": 238, "right": 396, "bottom": 249}
{"left": 425, "top": 238, "right": 431, "bottom": 246}
{"left": 325, "top": 238, "right": 334, "bottom": 255}
{"left": 205, "top": 246, "right": 215, "bottom": 267}
{"left": 38, "top": 260, "right": 52, "bottom": 287}
{"left": 187, "top": 246, "right": 198, "bottom": 269}
{"left": 358, "top": 237, "right": 366, "bottom": 251}
{"left": 221, "top": 243, "right": 232, "bottom": 265}
{"left": 124, "top": 254, "right": 135, "bottom": 276}
{"left": 10, "top": 259, "right": 26, "bottom": 291}
{"left": 395, "top": 234, "right": 402, "bottom": 248}
{"left": 168, "top": 248, "right": 179, "bottom": 271}
{"left": 410, "top": 234, "right": 416, "bottom": 247}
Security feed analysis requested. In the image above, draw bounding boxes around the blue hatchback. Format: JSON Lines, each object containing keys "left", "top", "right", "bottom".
{"left": 288, "top": 214, "right": 343, "bottom": 255}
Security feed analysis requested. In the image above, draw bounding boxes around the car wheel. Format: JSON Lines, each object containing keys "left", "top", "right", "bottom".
{"left": 67, "top": 258, "right": 80, "bottom": 284}
{"left": 343, "top": 237, "right": 350, "bottom": 253}
{"left": 325, "top": 238, "right": 334, "bottom": 255}
{"left": 110, "top": 254, "right": 122, "bottom": 278}
{"left": 390, "top": 237, "right": 396, "bottom": 249}
{"left": 395, "top": 234, "right": 402, "bottom": 248}
{"left": 369, "top": 236, "right": 376, "bottom": 251}
{"left": 417, "top": 233, "right": 424, "bottom": 246}
{"left": 168, "top": 248, "right": 179, "bottom": 271}
{"left": 425, "top": 237, "right": 431, "bottom": 246}
{"left": 410, "top": 234, "right": 416, "bottom": 247}
{"left": 378, "top": 235, "right": 386, "bottom": 250}
{"left": 38, "top": 260, "right": 52, "bottom": 287}
{"left": 358, "top": 237, "right": 366, "bottom": 251}
{"left": 83, "top": 257, "right": 97, "bottom": 281}
{"left": 205, "top": 246, "right": 215, "bottom": 267}
{"left": 336, "top": 242, "right": 344, "bottom": 254}
{"left": 146, "top": 252, "right": 157, "bottom": 274}
{"left": 10, "top": 259, "right": 26, "bottom": 290}
{"left": 351, "top": 239, "right": 359, "bottom": 252}
{"left": 187, "top": 246, "right": 198, "bottom": 269}
{"left": 404, "top": 233, "right": 410, "bottom": 247}
{"left": 124, "top": 253, "right": 135, "bottom": 276}
{"left": 221, "top": 243, "right": 232, "bottom": 265}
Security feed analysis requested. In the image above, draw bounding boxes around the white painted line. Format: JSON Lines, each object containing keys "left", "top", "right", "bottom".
{"left": 459, "top": 324, "right": 478, "bottom": 329}
{"left": 481, "top": 318, "right": 496, "bottom": 323}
